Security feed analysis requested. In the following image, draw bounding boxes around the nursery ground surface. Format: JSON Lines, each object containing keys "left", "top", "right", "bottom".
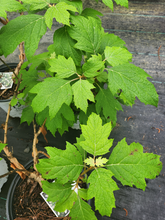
{"left": 0, "top": 0, "right": 165, "bottom": 220}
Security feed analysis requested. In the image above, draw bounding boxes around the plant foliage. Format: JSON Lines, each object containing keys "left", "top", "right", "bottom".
{"left": 37, "top": 113, "right": 162, "bottom": 219}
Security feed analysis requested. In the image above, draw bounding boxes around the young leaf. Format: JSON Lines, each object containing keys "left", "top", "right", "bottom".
{"left": 95, "top": 157, "right": 108, "bottom": 167}
{"left": 80, "top": 113, "right": 113, "bottom": 156}
{"left": 106, "top": 138, "right": 162, "bottom": 191}
{"left": 49, "top": 55, "right": 77, "bottom": 78}
{"left": 108, "top": 63, "right": 159, "bottom": 106}
{"left": 21, "top": 106, "right": 35, "bottom": 125}
{"left": 53, "top": 26, "right": 82, "bottom": 66}
{"left": 0, "top": 15, "right": 47, "bottom": 59}
{"left": 98, "top": 33, "right": 126, "bottom": 54}
{"left": 104, "top": 46, "right": 132, "bottom": 66}
{"left": 95, "top": 88, "right": 123, "bottom": 124}
{"left": 72, "top": 80, "right": 95, "bottom": 113}
{"left": 84, "top": 157, "right": 95, "bottom": 166}
{"left": 102, "top": 0, "right": 113, "bottom": 10}
{"left": 70, "top": 197, "right": 97, "bottom": 220}
{"left": 42, "top": 181, "right": 77, "bottom": 212}
{"left": 44, "top": 2, "right": 77, "bottom": 29}
{"left": 36, "top": 142, "right": 83, "bottom": 184}
{"left": 87, "top": 168, "right": 119, "bottom": 216}
{"left": 0, "top": 0, "right": 24, "bottom": 19}
{"left": 96, "top": 71, "right": 108, "bottom": 82}
{"left": 30, "top": 78, "right": 72, "bottom": 120}
{"left": 82, "top": 55, "right": 105, "bottom": 78}
{"left": 68, "top": 16, "right": 102, "bottom": 54}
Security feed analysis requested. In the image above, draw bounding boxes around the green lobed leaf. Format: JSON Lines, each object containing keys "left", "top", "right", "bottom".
{"left": 68, "top": 16, "right": 103, "bottom": 54}
{"left": 79, "top": 113, "right": 113, "bottom": 156}
{"left": 45, "top": 104, "right": 75, "bottom": 136}
{"left": 36, "top": 142, "right": 83, "bottom": 184}
{"left": 19, "top": 69, "right": 39, "bottom": 93}
{"left": 108, "top": 63, "right": 159, "bottom": 106}
{"left": 72, "top": 80, "right": 95, "bottom": 113}
{"left": 102, "top": 0, "right": 113, "bottom": 10}
{"left": 62, "top": 0, "right": 83, "bottom": 14}
{"left": 79, "top": 103, "right": 96, "bottom": 125}
{"left": 95, "top": 88, "right": 123, "bottom": 124}
{"left": 49, "top": 55, "right": 77, "bottom": 78}
{"left": 78, "top": 188, "right": 87, "bottom": 200}
{"left": 70, "top": 197, "right": 97, "bottom": 220}
{"left": 114, "top": 0, "right": 128, "bottom": 8}
{"left": 81, "top": 8, "right": 103, "bottom": 25}
{"left": 104, "top": 46, "right": 132, "bottom": 66}
{"left": 21, "top": 106, "right": 35, "bottom": 125}
{"left": 0, "top": 15, "right": 47, "bottom": 59}
{"left": 0, "top": 0, "right": 24, "bottom": 19}
{"left": 98, "top": 32, "right": 126, "bottom": 55}
{"left": 52, "top": 26, "right": 82, "bottom": 66}
{"left": 106, "top": 138, "right": 162, "bottom": 191}
{"left": 87, "top": 168, "right": 119, "bottom": 216}
{"left": 30, "top": 78, "right": 72, "bottom": 120}
{"left": 21, "top": 52, "right": 50, "bottom": 71}
{"left": 21, "top": 0, "right": 49, "bottom": 10}
{"left": 42, "top": 181, "right": 77, "bottom": 212}
{"left": 10, "top": 97, "right": 18, "bottom": 107}
{"left": 82, "top": 55, "right": 105, "bottom": 78}
{"left": 44, "top": 2, "right": 77, "bottom": 29}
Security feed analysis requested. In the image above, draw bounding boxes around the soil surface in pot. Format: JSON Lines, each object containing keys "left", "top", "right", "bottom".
{"left": 0, "top": 84, "right": 16, "bottom": 100}
{"left": 13, "top": 175, "right": 71, "bottom": 220}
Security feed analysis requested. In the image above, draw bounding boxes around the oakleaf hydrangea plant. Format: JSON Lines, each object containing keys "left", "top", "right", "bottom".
{"left": 0, "top": 0, "right": 158, "bottom": 136}
{"left": 36, "top": 113, "right": 162, "bottom": 219}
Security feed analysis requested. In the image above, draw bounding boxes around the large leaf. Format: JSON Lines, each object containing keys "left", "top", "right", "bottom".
{"left": 30, "top": 78, "right": 72, "bottom": 119}
{"left": 21, "top": 106, "right": 35, "bottom": 125}
{"left": 108, "top": 63, "right": 159, "bottom": 106}
{"left": 102, "top": 0, "right": 113, "bottom": 10}
{"left": 22, "top": 0, "right": 48, "bottom": 10}
{"left": 49, "top": 55, "right": 77, "bottom": 78}
{"left": 95, "top": 88, "right": 123, "bottom": 124}
{"left": 68, "top": 16, "right": 102, "bottom": 53}
{"left": 0, "top": 14, "right": 47, "bottom": 59}
{"left": 42, "top": 181, "right": 77, "bottom": 212}
{"left": 82, "top": 55, "right": 105, "bottom": 78}
{"left": 70, "top": 197, "right": 97, "bottom": 220}
{"left": 45, "top": 104, "right": 75, "bottom": 136}
{"left": 0, "top": 0, "right": 24, "bottom": 19}
{"left": 106, "top": 138, "right": 162, "bottom": 191}
{"left": 87, "top": 168, "right": 119, "bottom": 216}
{"left": 44, "top": 2, "right": 77, "bottom": 29}
{"left": 79, "top": 113, "right": 113, "bottom": 156}
{"left": 72, "top": 80, "right": 95, "bottom": 113}
{"left": 104, "top": 46, "right": 132, "bottom": 66}
{"left": 36, "top": 142, "right": 83, "bottom": 184}
{"left": 52, "top": 26, "right": 82, "bottom": 66}
{"left": 98, "top": 32, "right": 126, "bottom": 54}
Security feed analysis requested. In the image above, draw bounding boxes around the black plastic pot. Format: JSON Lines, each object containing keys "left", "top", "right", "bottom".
{"left": 6, "top": 158, "right": 35, "bottom": 220}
